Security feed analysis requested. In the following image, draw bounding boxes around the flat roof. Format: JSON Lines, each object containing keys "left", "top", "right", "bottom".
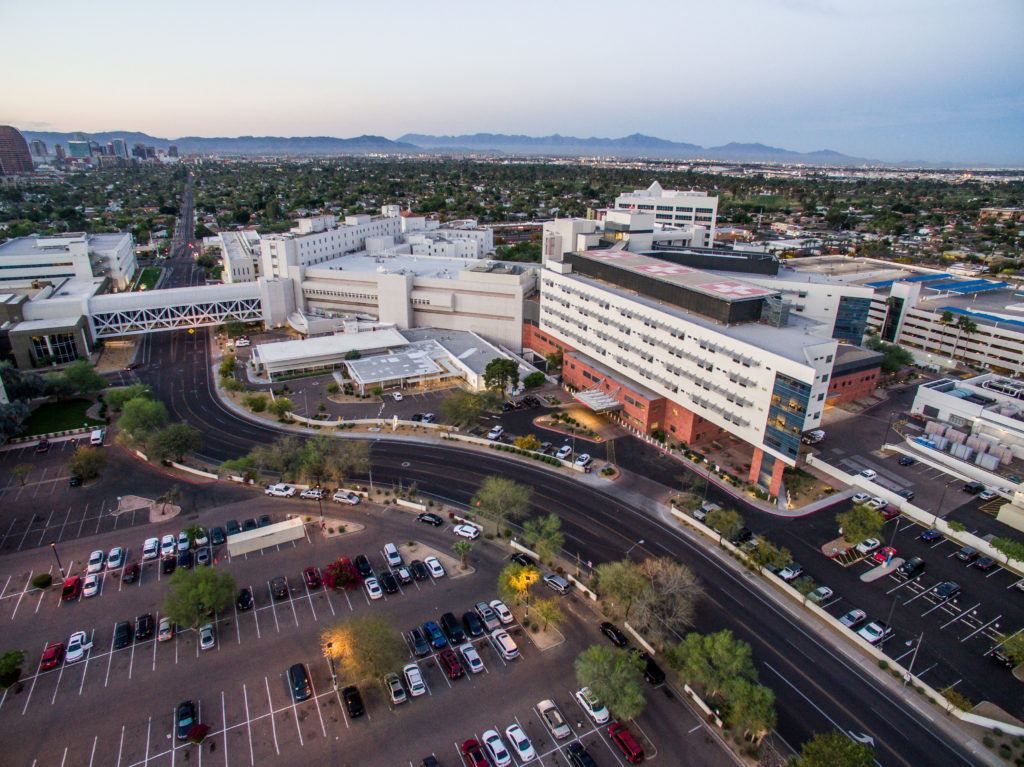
{"left": 578, "top": 249, "right": 776, "bottom": 303}
{"left": 254, "top": 327, "right": 407, "bottom": 366}
{"left": 399, "top": 327, "right": 508, "bottom": 375}
{"left": 345, "top": 344, "right": 444, "bottom": 385}
{"left": 316, "top": 252, "right": 524, "bottom": 280}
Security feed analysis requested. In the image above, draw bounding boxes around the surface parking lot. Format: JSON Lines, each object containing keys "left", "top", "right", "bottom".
{"left": 0, "top": 499, "right": 725, "bottom": 767}
{"left": 758, "top": 510, "right": 1024, "bottom": 717}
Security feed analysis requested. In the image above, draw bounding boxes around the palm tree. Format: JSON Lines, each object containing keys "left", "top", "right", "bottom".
{"left": 950, "top": 315, "right": 978, "bottom": 362}
{"left": 452, "top": 540, "right": 473, "bottom": 570}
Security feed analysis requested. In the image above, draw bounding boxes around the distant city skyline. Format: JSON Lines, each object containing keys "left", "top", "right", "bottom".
{"left": 2, "top": 0, "right": 1022, "bottom": 165}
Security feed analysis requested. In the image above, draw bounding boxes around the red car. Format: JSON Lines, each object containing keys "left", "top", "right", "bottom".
{"left": 438, "top": 648, "right": 465, "bottom": 680}
{"left": 40, "top": 642, "right": 65, "bottom": 670}
{"left": 303, "top": 567, "right": 322, "bottom": 590}
{"left": 608, "top": 721, "right": 645, "bottom": 763}
{"left": 61, "top": 576, "right": 82, "bottom": 601}
{"left": 461, "top": 739, "right": 488, "bottom": 767}
{"left": 881, "top": 505, "right": 900, "bottom": 521}
{"left": 873, "top": 546, "right": 897, "bottom": 564}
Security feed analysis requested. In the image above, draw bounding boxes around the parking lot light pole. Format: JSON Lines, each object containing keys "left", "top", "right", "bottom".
{"left": 325, "top": 642, "right": 337, "bottom": 689}
{"left": 904, "top": 632, "right": 924, "bottom": 686}
{"left": 625, "top": 539, "right": 645, "bottom": 557}
{"left": 50, "top": 542, "right": 66, "bottom": 580}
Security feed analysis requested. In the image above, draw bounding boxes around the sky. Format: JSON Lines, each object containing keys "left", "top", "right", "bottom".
{"left": 2, "top": 0, "right": 1022, "bottom": 165}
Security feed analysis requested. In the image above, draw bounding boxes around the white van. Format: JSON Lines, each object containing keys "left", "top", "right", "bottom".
{"left": 89, "top": 428, "right": 106, "bottom": 446}
{"left": 383, "top": 542, "right": 402, "bottom": 568}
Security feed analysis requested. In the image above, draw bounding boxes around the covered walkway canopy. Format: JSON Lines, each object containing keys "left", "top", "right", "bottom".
{"left": 574, "top": 388, "right": 624, "bottom": 413}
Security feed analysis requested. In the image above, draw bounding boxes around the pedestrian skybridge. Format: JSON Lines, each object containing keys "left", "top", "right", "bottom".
{"left": 88, "top": 282, "right": 263, "bottom": 338}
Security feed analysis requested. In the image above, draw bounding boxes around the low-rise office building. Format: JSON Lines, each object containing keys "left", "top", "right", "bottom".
{"left": 0, "top": 232, "right": 136, "bottom": 290}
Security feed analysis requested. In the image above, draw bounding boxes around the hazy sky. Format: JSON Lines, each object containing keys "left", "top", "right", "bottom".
{"left": 2, "top": 0, "right": 1022, "bottom": 164}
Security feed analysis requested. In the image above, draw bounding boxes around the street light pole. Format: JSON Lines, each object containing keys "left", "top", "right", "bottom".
{"left": 50, "top": 542, "right": 66, "bottom": 580}
{"left": 325, "top": 642, "right": 337, "bottom": 689}
{"left": 625, "top": 539, "right": 645, "bottom": 557}
{"left": 904, "top": 632, "right": 924, "bottom": 686}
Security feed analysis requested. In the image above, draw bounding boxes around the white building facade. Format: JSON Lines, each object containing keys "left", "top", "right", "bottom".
{"left": 0, "top": 232, "right": 137, "bottom": 290}
{"left": 614, "top": 182, "right": 719, "bottom": 246}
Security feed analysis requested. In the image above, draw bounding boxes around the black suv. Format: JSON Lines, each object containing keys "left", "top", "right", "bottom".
{"left": 566, "top": 742, "right": 598, "bottom": 767}
{"left": 897, "top": 557, "right": 925, "bottom": 578}
{"left": 379, "top": 571, "right": 399, "bottom": 594}
{"left": 270, "top": 576, "right": 289, "bottom": 600}
{"left": 288, "top": 663, "right": 312, "bottom": 702}
{"left": 462, "top": 611, "right": 485, "bottom": 638}
{"left": 634, "top": 650, "right": 666, "bottom": 685}
{"left": 135, "top": 613, "right": 155, "bottom": 641}
{"left": 440, "top": 612, "right": 466, "bottom": 644}
{"left": 410, "top": 560, "right": 429, "bottom": 581}
{"left": 236, "top": 587, "right": 254, "bottom": 611}
{"left": 342, "top": 685, "right": 364, "bottom": 718}
{"left": 416, "top": 513, "right": 443, "bottom": 527}
{"left": 225, "top": 520, "right": 241, "bottom": 536}
{"left": 113, "top": 621, "right": 133, "bottom": 649}
{"left": 600, "top": 621, "right": 629, "bottom": 647}
{"left": 354, "top": 554, "right": 374, "bottom": 579}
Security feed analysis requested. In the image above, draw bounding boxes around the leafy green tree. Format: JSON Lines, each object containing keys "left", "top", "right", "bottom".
{"left": 268, "top": 397, "right": 293, "bottom": 419}
{"left": 185, "top": 524, "right": 206, "bottom": 546}
{"left": 483, "top": 357, "right": 520, "bottom": 392}
{"left": 61, "top": 360, "right": 106, "bottom": 395}
{"left": 105, "top": 383, "right": 152, "bottom": 411}
{"left": 532, "top": 597, "right": 564, "bottom": 632}
{"left": 594, "top": 559, "right": 648, "bottom": 622}
{"left": 990, "top": 536, "right": 1024, "bottom": 564}
{"left": 836, "top": 504, "right": 883, "bottom": 545}
{"left": 440, "top": 389, "right": 497, "bottom": 427}
{"left": 147, "top": 423, "right": 202, "bottom": 462}
{"left": 864, "top": 337, "right": 914, "bottom": 375}
{"left": 997, "top": 632, "right": 1024, "bottom": 666}
{"left": 666, "top": 630, "right": 756, "bottom": 698}
{"left": 0, "top": 401, "right": 31, "bottom": 441}
{"left": 452, "top": 539, "right": 473, "bottom": 569}
{"left": 119, "top": 396, "right": 168, "bottom": 438}
{"left": 521, "top": 513, "right": 565, "bottom": 563}
{"left": 705, "top": 507, "right": 744, "bottom": 540}
{"left": 242, "top": 393, "right": 268, "bottom": 412}
{"left": 796, "top": 731, "right": 875, "bottom": 767}
{"left": 0, "top": 649, "right": 26, "bottom": 688}
{"left": 218, "top": 354, "right": 236, "bottom": 378}
{"left": 722, "top": 678, "right": 776, "bottom": 742}
{"left": 574, "top": 645, "right": 647, "bottom": 721}
{"left": 68, "top": 445, "right": 106, "bottom": 480}
{"left": 749, "top": 539, "right": 792, "bottom": 571}
{"left": 221, "top": 454, "right": 260, "bottom": 482}
{"left": 472, "top": 476, "right": 531, "bottom": 535}
{"left": 497, "top": 562, "right": 540, "bottom": 607}
{"left": 163, "top": 567, "right": 236, "bottom": 629}
{"left": 223, "top": 320, "right": 246, "bottom": 338}
{"left": 321, "top": 616, "right": 406, "bottom": 682}
{"left": 523, "top": 371, "right": 545, "bottom": 388}
{"left": 513, "top": 434, "right": 541, "bottom": 450}
{"left": 545, "top": 351, "right": 563, "bottom": 371}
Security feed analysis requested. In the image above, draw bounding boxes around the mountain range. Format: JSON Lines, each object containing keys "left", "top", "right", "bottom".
{"left": 21, "top": 128, "right": 873, "bottom": 165}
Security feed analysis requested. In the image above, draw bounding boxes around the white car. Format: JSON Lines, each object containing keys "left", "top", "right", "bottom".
{"left": 364, "top": 577, "right": 383, "bottom": 600}
{"left": 332, "top": 489, "right": 361, "bottom": 504}
{"left": 453, "top": 524, "right": 480, "bottom": 540}
{"left": 555, "top": 445, "right": 572, "bottom": 460}
{"left": 86, "top": 550, "right": 105, "bottom": 574}
{"left": 490, "top": 629, "right": 519, "bottom": 660}
{"left": 392, "top": 392, "right": 404, "bottom": 402}
{"left": 489, "top": 599, "right": 514, "bottom": 625}
{"left": 65, "top": 631, "right": 93, "bottom": 663}
{"left": 458, "top": 642, "right": 485, "bottom": 674}
{"left": 403, "top": 663, "right": 426, "bottom": 696}
{"left": 536, "top": 699, "right": 570, "bottom": 740}
{"left": 575, "top": 686, "right": 610, "bottom": 724}
{"left": 866, "top": 497, "right": 886, "bottom": 510}
{"left": 859, "top": 469, "right": 877, "bottom": 480}
{"left": 160, "top": 534, "right": 176, "bottom": 558}
{"left": 424, "top": 556, "right": 445, "bottom": 578}
{"left": 158, "top": 617, "right": 174, "bottom": 642}
{"left": 855, "top": 538, "right": 881, "bottom": 556}
{"left": 851, "top": 492, "right": 871, "bottom": 504}
{"left": 265, "top": 483, "right": 296, "bottom": 497}
{"left": 176, "top": 531, "right": 190, "bottom": 552}
{"left": 193, "top": 528, "right": 209, "bottom": 547}
{"left": 857, "top": 621, "right": 892, "bottom": 645}
{"left": 978, "top": 489, "right": 997, "bottom": 500}
{"left": 808, "top": 586, "right": 834, "bottom": 603}
{"left": 106, "top": 546, "right": 124, "bottom": 570}
{"left": 487, "top": 425, "right": 504, "bottom": 440}
{"left": 233, "top": 338, "right": 250, "bottom": 347}
{"left": 83, "top": 574, "right": 100, "bottom": 598}
{"left": 142, "top": 538, "right": 160, "bottom": 561}
{"left": 777, "top": 564, "right": 803, "bottom": 582}
{"left": 300, "top": 488, "right": 324, "bottom": 500}
{"left": 574, "top": 453, "right": 592, "bottom": 468}
{"left": 482, "top": 730, "right": 512, "bottom": 767}
{"left": 504, "top": 724, "right": 536, "bottom": 762}
{"left": 199, "top": 623, "right": 215, "bottom": 650}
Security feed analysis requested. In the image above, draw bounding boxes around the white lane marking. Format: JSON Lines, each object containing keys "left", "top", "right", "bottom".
{"left": 264, "top": 676, "right": 280, "bottom": 755}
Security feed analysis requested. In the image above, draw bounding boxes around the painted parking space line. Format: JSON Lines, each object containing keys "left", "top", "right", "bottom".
{"left": 938, "top": 602, "right": 980, "bottom": 626}
{"left": 962, "top": 615, "right": 1002, "bottom": 642}
{"left": 903, "top": 584, "right": 938, "bottom": 605}
{"left": 285, "top": 578, "right": 300, "bottom": 626}
{"left": 263, "top": 676, "right": 281, "bottom": 755}
{"left": 303, "top": 579, "right": 318, "bottom": 622}
{"left": 242, "top": 683, "right": 256, "bottom": 766}
{"left": 20, "top": 641, "right": 48, "bottom": 715}
{"left": 306, "top": 674, "right": 329, "bottom": 739}
{"left": 11, "top": 570, "right": 33, "bottom": 619}
{"left": 104, "top": 624, "right": 117, "bottom": 687}
{"left": 221, "top": 690, "right": 229, "bottom": 767}
{"left": 267, "top": 582, "right": 281, "bottom": 633}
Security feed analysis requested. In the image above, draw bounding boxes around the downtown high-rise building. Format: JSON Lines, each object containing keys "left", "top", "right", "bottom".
{"left": 0, "top": 126, "right": 34, "bottom": 175}
{"left": 29, "top": 139, "right": 48, "bottom": 157}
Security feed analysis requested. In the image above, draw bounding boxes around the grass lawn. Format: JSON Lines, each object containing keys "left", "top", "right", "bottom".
{"left": 21, "top": 399, "right": 104, "bottom": 436}
{"left": 133, "top": 267, "right": 162, "bottom": 291}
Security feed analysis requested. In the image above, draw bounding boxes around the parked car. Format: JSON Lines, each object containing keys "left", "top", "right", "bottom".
{"left": 808, "top": 586, "right": 834, "bottom": 603}
{"left": 303, "top": 567, "right": 322, "bottom": 589}
{"left": 918, "top": 528, "right": 942, "bottom": 542}
{"left": 855, "top": 538, "right": 881, "bottom": 555}
{"left": 608, "top": 721, "right": 646, "bottom": 763}
{"left": 859, "top": 469, "right": 877, "bottom": 480}
{"left": 121, "top": 562, "right": 140, "bottom": 583}
{"left": 839, "top": 608, "right": 867, "bottom": 629}
{"left": 342, "top": 685, "right": 364, "bottom": 718}
{"left": 778, "top": 563, "right": 803, "bottom": 582}
{"left": 543, "top": 573, "right": 570, "bottom": 594}
{"left": 193, "top": 528, "right": 208, "bottom": 547}
{"left": 486, "top": 425, "right": 504, "bottom": 440}
{"left": 354, "top": 554, "right": 374, "bottom": 579}
{"left": 403, "top": 663, "right": 427, "bottom": 696}
{"left": 83, "top": 574, "right": 100, "bottom": 598}
{"left": 258, "top": 515, "right": 272, "bottom": 527}
{"left": 963, "top": 481, "right": 985, "bottom": 495}
{"left": 265, "top": 483, "right": 296, "bottom": 497}
{"left": 379, "top": 571, "right": 399, "bottom": 594}
{"left": 955, "top": 546, "right": 979, "bottom": 563}
{"left": 866, "top": 497, "right": 886, "bottom": 510}
{"left": 196, "top": 547, "right": 211, "bottom": 567}
{"left": 65, "top": 631, "right": 93, "bottom": 663}
{"left": 177, "top": 531, "right": 191, "bottom": 552}
{"left": 40, "top": 641, "right": 65, "bottom": 670}
{"left": 490, "top": 599, "right": 514, "bottom": 624}
{"left": 422, "top": 620, "right": 447, "bottom": 649}
{"left": 225, "top": 520, "right": 241, "bottom": 537}
{"left": 881, "top": 505, "right": 900, "bottom": 521}
{"left": 453, "top": 524, "right": 480, "bottom": 540}
{"left": 409, "top": 627, "right": 430, "bottom": 657}
{"left": 634, "top": 650, "right": 665, "bottom": 684}
{"left": 438, "top": 648, "right": 465, "bottom": 679}
{"left": 509, "top": 552, "right": 536, "bottom": 567}
{"left": 462, "top": 611, "right": 485, "bottom": 638}
{"left": 536, "top": 699, "right": 571, "bottom": 739}
{"left": 410, "top": 560, "right": 429, "bottom": 581}
{"left": 574, "top": 453, "right": 592, "bottom": 468}
{"left": 475, "top": 601, "right": 501, "bottom": 631}
{"left": 35, "top": 438, "right": 50, "bottom": 453}
{"left": 177, "top": 549, "right": 193, "bottom": 570}
{"left": 364, "top": 577, "right": 383, "bottom": 600}
{"left": 176, "top": 700, "right": 196, "bottom": 740}
{"left": 113, "top": 621, "right": 133, "bottom": 650}
{"left": 210, "top": 527, "right": 226, "bottom": 546}
{"left": 333, "top": 490, "right": 361, "bottom": 505}
{"left": 555, "top": 445, "right": 573, "bottom": 460}
{"left": 482, "top": 730, "right": 513, "bottom": 767}
{"left": 872, "top": 546, "right": 897, "bottom": 564}
{"left": 975, "top": 556, "right": 997, "bottom": 572}
{"left": 491, "top": 629, "right": 519, "bottom": 660}
{"left": 236, "top": 587, "right": 253, "bottom": 611}
{"left": 384, "top": 542, "right": 403, "bottom": 567}
{"left": 135, "top": 613, "right": 155, "bottom": 641}
{"left": 61, "top": 576, "right": 82, "bottom": 601}
{"left": 504, "top": 724, "right": 536, "bottom": 763}
{"left": 441, "top": 612, "right": 467, "bottom": 644}
{"left": 270, "top": 576, "right": 289, "bottom": 600}
{"left": 424, "top": 556, "right": 446, "bottom": 578}
{"left": 601, "top": 621, "right": 629, "bottom": 647}
{"left": 383, "top": 672, "right": 407, "bottom": 705}
{"left": 978, "top": 488, "right": 998, "bottom": 501}
{"left": 300, "top": 487, "right": 324, "bottom": 500}
{"left": 575, "top": 686, "right": 610, "bottom": 724}
{"left": 898, "top": 455, "right": 917, "bottom": 466}
{"left": 897, "top": 488, "right": 916, "bottom": 501}
{"left": 158, "top": 617, "right": 174, "bottom": 642}
{"left": 566, "top": 742, "right": 598, "bottom": 767}
{"left": 459, "top": 642, "right": 485, "bottom": 674}
{"left": 160, "top": 534, "right": 176, "bottom": 558}
{"left": 87, "top": 549, "right": 105, "bottom": 574}
{"left": 199, "top": 623, "right": 215, "bottom": 650}
{"left": 161, "top": 556, "right": 176, "bottom": 575}
{"left": 935, "top": 581, "right": 961, "bottom": 600}
{"left": 857, "top": 621, "right": 892, "bottom": 645}
{"left": 142, "top": 538, "right": 160, "bottom": 561}
{"left": 288, "top": 663, "right": 312, "bottom": 702}
{"left": 897, "top": 557, "right": 926, "bottom": 578}
{"left": 461, "top": 738, "right": 488, "bottom": 767}
{"left": 414, "top": 512, "right": 443, "bottom": 528}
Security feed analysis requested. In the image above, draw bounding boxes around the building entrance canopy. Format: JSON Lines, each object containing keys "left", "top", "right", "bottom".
{"left": 573, "top": 388, "right": 623, "bottom": 413}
